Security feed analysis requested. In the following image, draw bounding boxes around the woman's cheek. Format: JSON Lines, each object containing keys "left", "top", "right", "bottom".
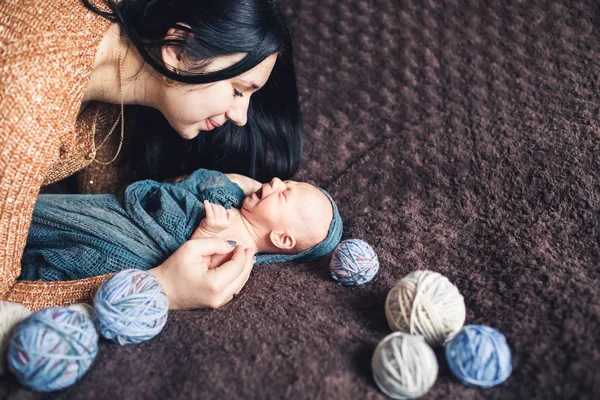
{"left": 168, "top": 111, "right": 202, "bottom": 139}
{"left": 207, "top": 85, "right": 235, "bottom": 115}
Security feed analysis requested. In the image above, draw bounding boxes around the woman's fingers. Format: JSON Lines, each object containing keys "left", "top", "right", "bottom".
{"left": 208, "top": 245, "right": 254, "bottom": 302}
{"left": 187, "top": 237, "right": 237, "bottom": 257}
{"left": 222, "top": 248, "right": 255, "bottom": 303}
{"left": 151, "top": 237, "right": 254, "bottom": 310}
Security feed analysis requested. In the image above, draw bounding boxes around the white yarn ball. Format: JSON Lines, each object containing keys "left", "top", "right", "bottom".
{"left": 0, "top": 301, "right": 31, "bottom": 375}
{"left": 372, "top": 332, "right": 438, "bottom": 399}
{"left": 68, "top": 303, "right": 94, "bottom": 319}
{"left": 385, "top": 270, "right": 466, "bottom": 347}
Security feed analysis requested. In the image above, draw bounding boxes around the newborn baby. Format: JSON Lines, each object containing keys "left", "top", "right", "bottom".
{"left": 20, "top": 169, "right": 343, "bottom": 281}
{"left": 195, "top": 177, "right": 337, "bottom": 269}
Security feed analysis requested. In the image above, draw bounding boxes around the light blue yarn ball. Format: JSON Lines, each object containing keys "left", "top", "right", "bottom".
{"left": 94, "top": 269, "right": 168, "bottom": 345}
{"left": 330, "top": 239, "right": 379, "bottom": 286}
{"left": 8, "top": 307, "right": 98, "bottom": 392}
{"left": 445, "top": 325, "right": 512, "bottom": 388}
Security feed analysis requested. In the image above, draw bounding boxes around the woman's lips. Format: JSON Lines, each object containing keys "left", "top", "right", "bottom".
{"left": 205, "top": 119, "right": 215, "bottom": 131}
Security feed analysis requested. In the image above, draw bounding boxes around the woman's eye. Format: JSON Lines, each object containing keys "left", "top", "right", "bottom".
{"left": 233, "top": 88, "right": 244, "bottom": 98}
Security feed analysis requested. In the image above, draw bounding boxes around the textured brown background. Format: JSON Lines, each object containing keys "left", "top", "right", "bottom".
{"left": 2, "top": 0, "right": 600, "bottom": 398}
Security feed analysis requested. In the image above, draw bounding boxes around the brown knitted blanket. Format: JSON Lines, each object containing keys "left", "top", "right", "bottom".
{"left": 2, "top": 0, "right": 599, "bottom": 398}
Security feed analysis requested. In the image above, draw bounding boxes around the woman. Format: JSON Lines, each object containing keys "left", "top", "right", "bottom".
{"left": 0, "top": 0, "right": 302, "bottom": 310}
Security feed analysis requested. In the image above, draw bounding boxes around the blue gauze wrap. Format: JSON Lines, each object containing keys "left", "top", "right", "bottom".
{"left": 21, "top": 169, "right": 244, "bottom": 281}
{"left": 20, "top": 170, "right": 343, "bottom": 282}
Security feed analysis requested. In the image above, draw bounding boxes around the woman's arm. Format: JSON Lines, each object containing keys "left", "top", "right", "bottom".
{"left": 166, "top": 172, "right": 261, "bottom": 195}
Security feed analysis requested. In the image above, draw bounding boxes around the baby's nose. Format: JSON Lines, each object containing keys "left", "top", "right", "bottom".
{"left": 270, "top": 177, "right": 285, "bottom": 189}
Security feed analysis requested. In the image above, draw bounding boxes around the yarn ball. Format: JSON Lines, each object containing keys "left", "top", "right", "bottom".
{"left": 7, "top": 307, "right": 98, "bottom": 392}
{"left": 330, "top": 239, "right": 379, "bottom": 286}
{"left": 0, "top": 301, "right": 31, "bottom": 375}
{"left": 445, "top": 325, "right": 512, "bottom": 388}
{"left": 68, "top": 303, "right": 94, "bottom": 319}
{"left": 372, "top": 332, "right": 438, "bottom": 399}
{"left": 94, "top": 269, "right": 168, "bottom": 345}
{"left": 385, "top": 270, "right": 466, "bottom": 347}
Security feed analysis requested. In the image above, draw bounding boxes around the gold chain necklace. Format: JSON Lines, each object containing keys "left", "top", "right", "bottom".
{"left": 93, "top": 41, "right": 125, "bottom": 165}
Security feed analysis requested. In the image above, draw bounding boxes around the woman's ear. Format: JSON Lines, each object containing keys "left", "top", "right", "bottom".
{"left": 269, "top": 230, "right": 296, "bottom": 251}
{"left": 162, "top": 44, "right": 183, "bottom": 70}
{"left": 161, "top": 25, "right": 192, "bottom": 71}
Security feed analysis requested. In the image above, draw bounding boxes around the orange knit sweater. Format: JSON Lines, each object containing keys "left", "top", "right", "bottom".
{"left": 0, "top": 0, "right": 130, "bottom": 310}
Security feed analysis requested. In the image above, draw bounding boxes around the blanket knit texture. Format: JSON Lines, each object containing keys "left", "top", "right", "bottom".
{"left": 2, "top": 0, "right": 600, "bottom": 399}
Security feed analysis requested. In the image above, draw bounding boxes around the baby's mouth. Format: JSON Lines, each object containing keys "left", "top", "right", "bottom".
{"left": 255, "top": 187, "right": 263, "bottom": 200}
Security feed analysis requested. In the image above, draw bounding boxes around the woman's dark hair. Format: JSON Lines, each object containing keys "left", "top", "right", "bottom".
{"left": 81, "top": 0, "right": 302, "bottom": 182}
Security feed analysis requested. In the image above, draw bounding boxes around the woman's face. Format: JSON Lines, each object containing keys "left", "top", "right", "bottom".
{"left": 157, "top": 53, "right": 277, "bottom": 140}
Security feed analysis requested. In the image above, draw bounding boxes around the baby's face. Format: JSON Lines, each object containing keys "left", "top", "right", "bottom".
{"left": 241, "top": 178, "right": 333, "bottom": 249}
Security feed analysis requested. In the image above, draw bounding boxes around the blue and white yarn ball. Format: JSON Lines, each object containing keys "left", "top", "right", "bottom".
{"left": 330, "top": 239, "right": 379, "bottom": 286}
{"left": 445, "top": 325, "right": 512, "bottom": 388}
{"left": 94, "top": 269, "right": 168, "bottom": 345}
{"left": 8, "top": 307, "right": 98, "bottom": 392}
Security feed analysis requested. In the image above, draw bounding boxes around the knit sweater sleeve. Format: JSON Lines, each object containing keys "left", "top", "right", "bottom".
{"left": 0, "top": 88, "right": 114, "bottom": 311}
{"left": 0, "top": 0, "right": 115, "bottom": 311}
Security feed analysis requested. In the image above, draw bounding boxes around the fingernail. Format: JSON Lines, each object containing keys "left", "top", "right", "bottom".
{"left": 227, "top": 240, "right": 237, "bottom": 247}
{"left": 253, "top": 256, "right": 257, "bottom": 264}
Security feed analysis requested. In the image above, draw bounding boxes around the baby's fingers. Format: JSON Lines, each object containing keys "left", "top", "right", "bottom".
{"left": 215, "top": 204, "right": 226, "bottom": 220}
{"left": 204, "top": 200, "right": 215, "bottom": 220}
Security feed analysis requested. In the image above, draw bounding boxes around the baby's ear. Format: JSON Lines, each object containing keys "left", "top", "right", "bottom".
{"left": 269, "top": 230, "right": 296, "bottom": 251}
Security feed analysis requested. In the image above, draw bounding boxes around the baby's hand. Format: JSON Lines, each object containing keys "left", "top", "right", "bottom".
{"left": 193, "top": 201, "right": 234, "bottom": 238}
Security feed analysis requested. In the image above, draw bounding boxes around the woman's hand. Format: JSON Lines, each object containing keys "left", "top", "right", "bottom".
{"left": 226, "top": 173, "right": 262, "bottom": 196}
{"left": 148, "top": 237, "right": 255, "bottom": 310}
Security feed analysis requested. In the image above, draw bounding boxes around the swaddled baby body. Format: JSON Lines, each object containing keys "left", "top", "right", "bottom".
{"left": 20, "top": 169, "right": 342, "bottom": 281}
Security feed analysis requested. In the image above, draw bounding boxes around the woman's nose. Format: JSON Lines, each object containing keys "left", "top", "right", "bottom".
{"left": 226, "top": 100, "right": 249, "bottom": 127}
